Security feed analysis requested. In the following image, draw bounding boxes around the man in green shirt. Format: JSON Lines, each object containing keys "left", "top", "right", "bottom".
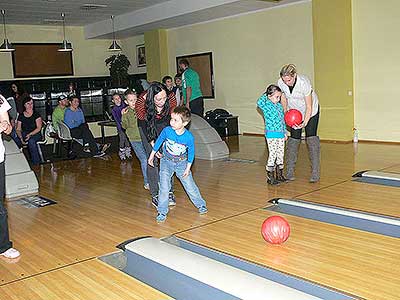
{"left": 52, "top": 95, "right": 69, "bottom": 128}
{"left": 179, "top": 59, "right": 204, "bottom": 117}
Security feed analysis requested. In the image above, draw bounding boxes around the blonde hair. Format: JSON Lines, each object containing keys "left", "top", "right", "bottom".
{"left": 280, "top": 64, "right": 297, "bottom": 77}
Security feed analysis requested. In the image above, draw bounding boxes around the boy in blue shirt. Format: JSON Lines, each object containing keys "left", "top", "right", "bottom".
{"left": 257, "top": 84, "right": 287, "bottom": 185}
{"left": 148, "top": 106, "right": 207, "bottom": 223}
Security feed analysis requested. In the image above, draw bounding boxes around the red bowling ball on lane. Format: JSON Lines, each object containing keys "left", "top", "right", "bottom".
{"left": 261, "top": 216, "right": 291, "bottom": 245}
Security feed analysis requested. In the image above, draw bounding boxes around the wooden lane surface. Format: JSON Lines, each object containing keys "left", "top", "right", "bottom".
{"left": 1, "top": 150, "right": 318, "bottom": 285}
{"left": 297, "top": 180, "right": 400, "bottom": 218}
{"left": 177, "top": 209, "right": 400, "bottom": 300}
{"left": 381, "top": 163, "right": 400, "bottom": 173}
{"left": 0, "top": 259, "right": 171, "bottom": 300}
{"left": 2, "top": 136, "right": 400, "bottom": 293}
{"left": 229, "top": 137, "right": 400, "bottom": 182}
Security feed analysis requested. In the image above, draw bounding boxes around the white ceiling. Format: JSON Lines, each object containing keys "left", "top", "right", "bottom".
{"left": 1, "top": 0, "right": 305, "bottom": 39}
{"left": 1, "top": 0, "right": 168, "bottom": 25}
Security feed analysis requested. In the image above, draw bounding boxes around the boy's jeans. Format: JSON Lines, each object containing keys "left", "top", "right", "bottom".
{"left": 158, "top": 157, "right": 206, "bottom": 215}
{"left": 130, "top": 141, "right": 149, "bottom": 185}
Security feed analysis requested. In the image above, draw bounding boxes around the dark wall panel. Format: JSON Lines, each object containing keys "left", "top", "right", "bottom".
{"left": 12, "top": 43, "right": 73, "bottom": 78}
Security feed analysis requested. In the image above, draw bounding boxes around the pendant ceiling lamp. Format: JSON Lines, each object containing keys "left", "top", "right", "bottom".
{"left": 108, "top": 15, "right": 121, "bottom": 51}
{"left": 0, "top": 10, "right": 15, "bottom": 52}
{"left": 58, "top": 13, "right": 73, "bottom": 52}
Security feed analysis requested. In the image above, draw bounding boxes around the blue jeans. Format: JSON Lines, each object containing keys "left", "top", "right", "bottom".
{"left": 21, "top": 132, "right": 42, "bottom": 165}
{"left": 158, "top": 157, "right": 206, "bottom": 215}
{"left": 130, "top": 141, "right": 148, "bottom": 185}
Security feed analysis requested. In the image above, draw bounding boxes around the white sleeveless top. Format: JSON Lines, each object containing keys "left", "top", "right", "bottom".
{"left": 0, "top": 95, "right": 11, "bottom": 163}
{"left": 277, "top": 74, "right": 319, "bottom": 118}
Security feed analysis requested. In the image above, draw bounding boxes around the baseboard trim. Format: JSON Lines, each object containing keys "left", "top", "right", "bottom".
{"left": 242, "top": 132, "right": 400, "bottom": 144}
{"left": 358, "top": 140, "right": 400, "bottom": 145}
{"left": 242, "top": 132, "right": 264, "bottom": 137}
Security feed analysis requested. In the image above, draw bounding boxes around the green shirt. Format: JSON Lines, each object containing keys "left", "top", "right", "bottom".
{"left": 121, "top": 107, "right": 141, "bottom": 142}
{"left": 52, "top": 106, "right": 66, "bottom": 128}
{"left": 182, "top": 68, "right": 203, "bottom": 104}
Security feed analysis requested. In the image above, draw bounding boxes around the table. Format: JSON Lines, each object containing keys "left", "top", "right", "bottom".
{"left": 97, "top": 120, "right": 116, "bottom": 144}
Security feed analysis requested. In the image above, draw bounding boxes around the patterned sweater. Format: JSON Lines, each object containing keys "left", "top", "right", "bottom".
{"left": 257, "top": 94, "right": 285, "bottom": 139}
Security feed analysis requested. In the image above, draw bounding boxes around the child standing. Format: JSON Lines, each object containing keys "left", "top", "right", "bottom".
{"left": 112, "top": 93, "right": 132, "bottom": 160}
{"left": 121, "top": 90, "right": 149, "bottom": 189}
{"left": 162, "top": 75, "right": 181, "bottom": 106}
{"left": 148, "top": 106, "right": 207, "bottom": 223}
{"left": 257, "top": 84, "right": 287, "bottom": 185}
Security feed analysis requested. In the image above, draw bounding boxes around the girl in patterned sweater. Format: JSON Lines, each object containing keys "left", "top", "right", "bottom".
{"left": 257, "top": 84, "right": 287, "bottom": 185}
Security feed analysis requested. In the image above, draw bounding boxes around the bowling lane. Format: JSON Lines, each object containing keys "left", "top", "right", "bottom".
{"left": 177, "top": 209, "right": 400, "bottom": 300}
{"left": 296, "top": 180, "right": 400, "bottom": 218}
{"left": 0, "top": 259, "right": 172, "bottom": 300}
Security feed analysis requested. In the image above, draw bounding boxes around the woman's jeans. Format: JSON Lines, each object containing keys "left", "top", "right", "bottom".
{"left": 18, "top": 132, "right": 42, "bottom": 165}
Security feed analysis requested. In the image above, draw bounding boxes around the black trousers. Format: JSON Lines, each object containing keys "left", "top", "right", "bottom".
{"left": 189, "top": 97, "right": 204, "bottom": 117}
{"left": 289, "top": 110, "right": 320, "bottom": 139}
{"left": 70, "top": 123, "right": 98, "bottom": 154}
{"left": 0, "top": 162, "right": 12, "bottom": 253}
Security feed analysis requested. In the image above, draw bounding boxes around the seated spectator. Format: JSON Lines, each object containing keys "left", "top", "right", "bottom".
{"left": 15, "top": 97, "right": 43, "bottom": 165}
{"left": 10, "top": 82, "right": 25, "bottom": 115}
{"left": 52, "top": 95, "right": 69, "bottom": 129}
{"left": 63, "top": 96, "right": 105, "bottom": 158}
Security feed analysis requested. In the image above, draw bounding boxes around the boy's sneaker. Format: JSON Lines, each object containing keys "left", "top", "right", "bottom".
{"left": 151, "top": 195, "right": 158, "bottom": 208}
{"left": 118, "top": 149, "right": 126, "bottom": 161}
{"left": 93, "top": 152, "right": 106, "bottom": 158}
{"left": 0, "top": 248, "right": 20, "bottom": 259}
{"left": 156, "top": 213, "right": 167, "bottom": 223}
{"left": 168, "top": 192, "right": 176, "bottom": 206}
{"left": 198, "top": 206, "right": 208, "bottom": 215}
{"left": 144, "top": 183, "right": 150, "bottom": 190}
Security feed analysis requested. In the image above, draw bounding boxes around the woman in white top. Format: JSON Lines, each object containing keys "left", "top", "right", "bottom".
{"left": 0, "top": 94, "right": 21, "bottom": 260}
{"left": 278, "top": 64, "right": 320, "bottom": 182}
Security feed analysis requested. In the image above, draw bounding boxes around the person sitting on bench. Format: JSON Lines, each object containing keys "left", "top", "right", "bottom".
{"left": 15, "top": 97, "right": 43, "bottom": 165}
{"left": 63, "top": 96, "right": 105, "bottom": 158}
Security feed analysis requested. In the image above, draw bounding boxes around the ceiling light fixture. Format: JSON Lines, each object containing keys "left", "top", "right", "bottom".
{"left": 0, "top": 10, "right": 15, "bottom": 52}
{"left": 58, "top": 13, "right": 73, "bottom": 52}
{"left": 80, "top": 4, "right": 108, "bottom": 10}
{"left": 108, "top": 15, "right": 121, "bottom": 52}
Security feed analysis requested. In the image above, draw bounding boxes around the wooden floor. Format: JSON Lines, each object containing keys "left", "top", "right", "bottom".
{"left": 1, "top": 136, "right": 400, "bottom": 300}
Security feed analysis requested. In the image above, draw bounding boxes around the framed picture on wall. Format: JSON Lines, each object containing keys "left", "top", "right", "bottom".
{"left": 136, "top": 44, "right": 146, "bottom": 67}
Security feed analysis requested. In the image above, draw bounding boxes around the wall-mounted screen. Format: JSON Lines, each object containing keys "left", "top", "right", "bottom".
{"left": 12, "top": 43, "right": 74, "bottom": 78}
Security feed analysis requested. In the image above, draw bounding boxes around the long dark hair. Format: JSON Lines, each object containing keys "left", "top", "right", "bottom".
{"left": 11, "top": 81, "right": 24, "bottom": 97}
{"left": 145, "top": 82, "right": 170, "bottom": 141}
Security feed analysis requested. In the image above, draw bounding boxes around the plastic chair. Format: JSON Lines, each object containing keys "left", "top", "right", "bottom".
{"left": 57, "top": 122, "right": 85, "bottom": 157}
{"left": 37, "top": 122, "right": 49, "bottom": 163}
